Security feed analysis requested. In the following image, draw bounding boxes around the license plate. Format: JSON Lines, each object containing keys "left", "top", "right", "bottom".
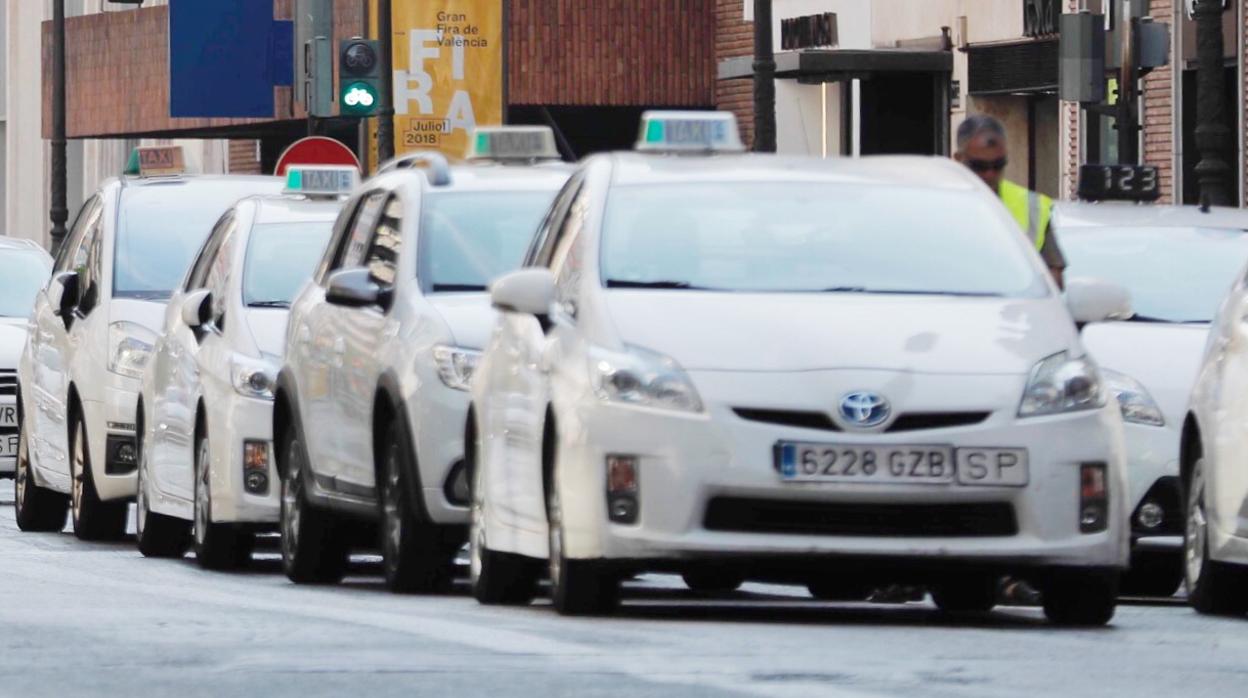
{"left": 0, "top": 404, "right": 15, "bottom": 428}
{"left": 777, "top": 442, "right": 1028, "bottom": 487}
{"left": 0, "top": 433, "right": 17, "bottom": 458}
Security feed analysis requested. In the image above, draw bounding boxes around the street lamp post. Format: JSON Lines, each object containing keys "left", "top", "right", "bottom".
{"left": 50, "top": 0, "right": 68, "bottom": 254}
{"left": 752, "top": 0, "right": 777, "bottom": 153}
{"left": 1192, "top": 0, "right": 1232, "bottom": 206}
{"left": 376, "top": 0, "right": 395, "bottom": 162}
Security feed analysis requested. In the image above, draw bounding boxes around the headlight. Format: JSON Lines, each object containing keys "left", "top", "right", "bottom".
{"left": 432, "top": 345, "right": 481, "bottom": 392}
{"left": 590, "top": 345, "right": 703, "bottom": 414}
{"left": 1018, "top": 352, "right": 1106, "bottom": 418}
{"left": 108, "top": 322, "right": 157, "bottom": 379}
{"left": 1102, "top": 368, "right": 1165, "bottom": 426}
{"left": 231, "top": 354, "right": 278, "bottom": 400}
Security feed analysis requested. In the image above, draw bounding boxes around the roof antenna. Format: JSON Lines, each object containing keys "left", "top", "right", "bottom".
{"left": 1199, "top": 191, "right": 1212, "bottom": 214}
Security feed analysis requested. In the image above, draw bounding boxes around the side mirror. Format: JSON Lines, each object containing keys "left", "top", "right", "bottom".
{"left": 49, "top": 271, "right": 80, "bottom": 319}
{"left": 490, "top": 268, "right": 556, "bottom": 317}
{"left": 325, "top": 268, "right": 384, "bottom": 308}
{"left": 181, "top": 289, "right": 212, "bottom": 329}
{"left": 1065, "top": 277, "right": 1133, "bottom": 325}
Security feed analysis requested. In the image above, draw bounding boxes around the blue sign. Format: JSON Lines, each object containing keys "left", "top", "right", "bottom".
{"left": 169, "top": 0, "right": 293, "bottom": 118}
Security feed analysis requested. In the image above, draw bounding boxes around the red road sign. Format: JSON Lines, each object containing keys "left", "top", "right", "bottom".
{"left": 274, "top": 137, "right": 360, "bottom": 176}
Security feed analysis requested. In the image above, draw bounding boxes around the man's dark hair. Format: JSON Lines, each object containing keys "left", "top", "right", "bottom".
{"left": 956, "top": 114, "right": 1006, "bottom": 152}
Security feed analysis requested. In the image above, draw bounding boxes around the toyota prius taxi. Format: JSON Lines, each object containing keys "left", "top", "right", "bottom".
{"left": 468, "top": 112, "right": 1131, "bottom": 625}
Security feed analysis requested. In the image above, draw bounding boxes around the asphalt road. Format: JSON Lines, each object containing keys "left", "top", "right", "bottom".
{"left": 1, "top": 491, "right": 1245, "bottom": 698}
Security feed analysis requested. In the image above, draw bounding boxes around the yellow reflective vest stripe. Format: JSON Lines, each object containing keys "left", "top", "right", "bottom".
{"left": 998, "top": 179, "right": 1051, "bottom": 252}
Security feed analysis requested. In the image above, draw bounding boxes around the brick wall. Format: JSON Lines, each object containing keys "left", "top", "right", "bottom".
{"left": 715, "top": 0, "right": 754, "bottom": 149}
{"left": 1142, "top": 0, "right": 1176, "bottom": 203}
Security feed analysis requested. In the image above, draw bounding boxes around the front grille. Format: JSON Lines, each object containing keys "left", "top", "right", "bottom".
{"left": 704, "top": 497, "right": 1018, "bottom": 537}
{"left": 0, "top": 370, "right": 15, "bottom": 397}
{"left": 733, "top": 408, "right": 990, "bottom": 433}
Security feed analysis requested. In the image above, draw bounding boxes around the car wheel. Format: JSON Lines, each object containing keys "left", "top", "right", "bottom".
{"left": 69, "top": 414, "right": 128, "bottom": 541}
{"left": 193, "top": 435, "right": 252, "bottom": 571}
{"left": 279, "top": 427, "right": 347, "bottom": 584}
{"left": 1119, "top": 550, "right": 1184, "bottom": 598}
{"left": 13, "top": 415, "right": 68, "bottom": 532}
{"left": 931, "top": 575, "right": 998, "bottom": 613}
{"left": 806, "top": 579, "right": 872, "bottom": 602}
{"left": 682, "top": 570, "right": 744, "bottom": 594}
{"left": 134, "top": 431, "right": 189, "bottom": 558}
{"left": 1184, "top": 459, "right": 1248, "bottom": 616}
{"left": 1041, "top": 572, "right": 1117, "bottom": 626}
{"left": 378, "top": 414, "right": 455, "bottom": 594}
{"left": 469, "top": 441, "right": 538, "bottom": 605}
{"left": 546, "top": 470, "right": 618, "bottom": 616}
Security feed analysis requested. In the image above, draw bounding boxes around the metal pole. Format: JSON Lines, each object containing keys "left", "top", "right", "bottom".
{"left": 50, "top": 0, "right": 68, "bottom": 254}
{"left": 1193, "top": 0, "right": 1232, "bottom": 206}
{"left": 376, "top": 0, "right": 395, "bottom": 162}
{"left": 752, "top": 0, "right": 776, "bottom": 153}
{"left": 1116, "top": 12, "right": 1139, "bottom": 165}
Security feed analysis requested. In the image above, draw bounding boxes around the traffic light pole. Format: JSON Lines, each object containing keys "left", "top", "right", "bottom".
{"left": 1193, "top": 0, "right": 1232, "bottom": 206}
{"left": 1116, "top": 13, "right": 1139, "bottom": 165}
{"left": 376, "top": 0, "right": 395, "bottom": 162}
{"left": 50, "top": 0, "right": 68, "bottom": 254}
{"left": 752, "top": 0, "right": 776, "bottom": 153}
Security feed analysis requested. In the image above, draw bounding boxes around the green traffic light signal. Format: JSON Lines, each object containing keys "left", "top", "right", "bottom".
{"left": 339, "top": 39, "right": 382, "bottom": 118}
{"left": 341, "top": 81, "right": 379, "bottom": 117}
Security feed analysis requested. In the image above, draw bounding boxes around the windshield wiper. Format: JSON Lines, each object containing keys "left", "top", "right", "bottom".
{"left": 606, "top": 279, "right": 707, "bottom": 290}
{"left": 248, "top": 300, "right": 290, "bottom": 309}
{"left": 1125, "top": 314, "right": 1206, "bottom": 324}
{"left": 432, "top": 283, "right": 487, "bottom": 292}
{"left": 820, "top": 287, "right": 1002, "bottom": 297}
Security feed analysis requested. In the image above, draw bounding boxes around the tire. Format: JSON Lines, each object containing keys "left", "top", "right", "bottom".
{"left": 546, "top": 465, "right": 618, "bottom": 616}
{"left": 931, "top": 576, "right": 998, "bottom": 613}
{"left": 377, "top": 414, "right": 456, "bottom": 594}
{"left": 69, "top": 414, "right": 128, "bottom": 542}
{"left": 1119, "top": 550, "right": 1184, "bottom": 598}
{"left": 469, "top": 434, "right": 539, "bottom": 606}
{"left": 134, "top": 427, "right": 189, "bottom": 558}
{"left": 13, "top": 412, "right": 68, "bottom": 532}
{"left": 682, "top": 570, "right": 744, "bottom": 594}
{"left": 1042, "top": 572, "right": 1118, "bottom": 627}
{"left": 279, "top": 427, "right": 348, "bottom": 584}
{"left": 1184, "top": 459, "right": 1248, "bottom": 616}
{"left": 193, "top": 435, "right": 253, "bottom": 571}
{"left": 807, "top": 579, "right": 872, "bottom": 602}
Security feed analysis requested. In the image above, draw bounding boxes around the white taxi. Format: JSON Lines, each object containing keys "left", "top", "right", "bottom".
{"left": 469, "top": 112, "right": 1131, "bottom": 625}
{"left": 134, "top": 166, "right": 352, "bottom": 568}
{"left": 1056, "top": 202, "right": 1248, "bottom": 597}
{"left": 1, "top": 239, "right": 53, "bottom": 479}
{"left": 14, "top": 149, "right": 281, "bottom": 540}
{"left": 274, "top": 128, "right": 573, "bottom": 590}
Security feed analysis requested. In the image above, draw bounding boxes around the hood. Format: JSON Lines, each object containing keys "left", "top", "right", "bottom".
{"left": 1082, "top": 321, "right": 1210, "bottom": 425}
{"left": 604, "top": 292, "right": 1076, "bottom": 374}
{"left": 244, "top": 308, "right": 290, "bottom": 358}
{"left": 0, "top": 318, "right": 29, "bottom": 368}
{"left": 428, "top": 293, "right": 496, "bottom": 350}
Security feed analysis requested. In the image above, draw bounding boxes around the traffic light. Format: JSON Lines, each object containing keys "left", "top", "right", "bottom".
{"left": 339, "top": 38, "right": 382, "bottom": 118}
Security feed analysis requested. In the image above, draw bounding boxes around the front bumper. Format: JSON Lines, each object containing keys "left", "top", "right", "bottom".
{"left": 409, "top": 378, "right": 471, "bottom": 525}
{"left": 81, "top": 382, "right": 141, "bottom": 501}
{"left": 552, "top": 389, "right": 1130, "bottom": 572}
{"left": 206, "top": 394, "right": 279, "bottom": 525}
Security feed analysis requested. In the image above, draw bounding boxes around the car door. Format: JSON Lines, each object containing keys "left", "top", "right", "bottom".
{"left": 334, "top": 191, "right": 405, "bottom": 494}
{"left": 30, "top": 197, "right": 101, "bottom": 481}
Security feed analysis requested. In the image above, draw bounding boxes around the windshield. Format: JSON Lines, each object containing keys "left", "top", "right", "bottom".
{"left": 1061, "top": 226, "right": 1248, "bottom": 323}
{"left": 242, "top": 221, "right": 335, "bottom": 307}
{"left": 419, "top": 190, "right": 556, "bottom": 292}
{"left": 600, "top": 183, "right": 1045, "bottom": 297}
{"left": 114, "top": 181, "right": 277, "bottom": 300}
{"left": 0, "top": 250, "right": 51, "bottom": 317}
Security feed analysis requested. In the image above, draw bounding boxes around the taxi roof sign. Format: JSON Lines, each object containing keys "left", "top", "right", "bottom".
{"left": 636, "top": 111, "right": 745, "bottom": 154}
{"left": 283, "top": 165, "right": 359, "bottom": 198}
{"left": 125, "top": 145, "right": 187, "bottom": 177}
{"left": 467, "top": 126, "right": 561, "bottom": 162}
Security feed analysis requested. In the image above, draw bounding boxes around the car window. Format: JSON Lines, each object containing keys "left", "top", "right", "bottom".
{"left": 316, "top": 193, "right": 369, "bottom": 283}
{"left": 185, "top": 212, "right": 235, "bottom": 292}
{"left": 418, "top": 190, "right": 557, "bottom": 293}
{"left": 205, "top": 218, "right": 238, "bottom": 325}
{"left": 243, "top": 221, "right": 335, "bottom": 306}
{"left": 338, "top": 192, "right": 390, "bottom": 271}
{"left": 0, "top": 250, "right": 53, "bottom": 318}
{"left": 525, "top": 173, "right": 584, "bottom": 267}
{"left": 548, "top": 186, "right": 591, "bottom": 313}
{"left": 77, "top": 220, "right": 104, "bottom": 314}
{"left": 55, "top": 196, "right": 101, "bottom": 274}
{"left": 361, "top": 195, "right": 404, "bottom": 287}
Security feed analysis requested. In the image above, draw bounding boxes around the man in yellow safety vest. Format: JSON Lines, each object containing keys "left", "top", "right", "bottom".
{"left": 955, "top": 114, "right": 1066, "bottom": 288}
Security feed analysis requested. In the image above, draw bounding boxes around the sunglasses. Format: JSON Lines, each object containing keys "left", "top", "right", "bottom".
{"left": 966, "top": 157, "right": 1008, "bottom": 173}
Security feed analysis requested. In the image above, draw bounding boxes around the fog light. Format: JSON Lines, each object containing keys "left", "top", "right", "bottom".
{"left": 116, "top": 443, "right": 136, "bottom": 466}
{"left": 243, "top": 440, "right": 270, "bottom": 495}
{"left": 1136, "top": 501, "right": 1164, "bottom": 530}
{"left": 1080, "top": 463, "right": 1109, "bottom": 533}
{"left": 606, "top": 455, "right": 638, "bottom": 524}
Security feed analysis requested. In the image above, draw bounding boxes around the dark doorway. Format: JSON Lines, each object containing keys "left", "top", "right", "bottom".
{"left": 1181, "top": 66, "right": 1240, "bottom": 205}
{"left": 858, "top": 73, "right": 943, "bottom": 155}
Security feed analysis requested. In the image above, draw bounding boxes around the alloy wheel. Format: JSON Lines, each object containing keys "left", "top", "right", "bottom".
{"left": 15, "top": 425, "right": 29, "bottom": 513}
{"left": 1185, "top": 464, "right": 1208, "bottom": 588}
{"left": 194, "top": 439, "right": 211, "bottom": 548}
{"left": 71, "top": 421, "right": 85, "bottom": 523}
{"left": 135, "top": 456, "right": 148, "bottom": 539}
{"left": 547, "top": 488, "right": 564, "bottom": 588}
{"left": 281, "top": 446, "right": 303, "bottom": 561}
{"left": 381, "top": 441, "right": 403, "bottom": 565}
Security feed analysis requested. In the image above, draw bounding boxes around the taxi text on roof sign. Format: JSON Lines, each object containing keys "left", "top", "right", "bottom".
{"left": 127, "top": 146, "right": 187, "bottom": 177}
{"left": 284, "top": 165, "right": 360, "bottom": 198}
{"left": 466, "top": 126, "right": 560, "bottom": 162}
{"left": 635, "top": 111, "right": 745, "bottom": 154}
